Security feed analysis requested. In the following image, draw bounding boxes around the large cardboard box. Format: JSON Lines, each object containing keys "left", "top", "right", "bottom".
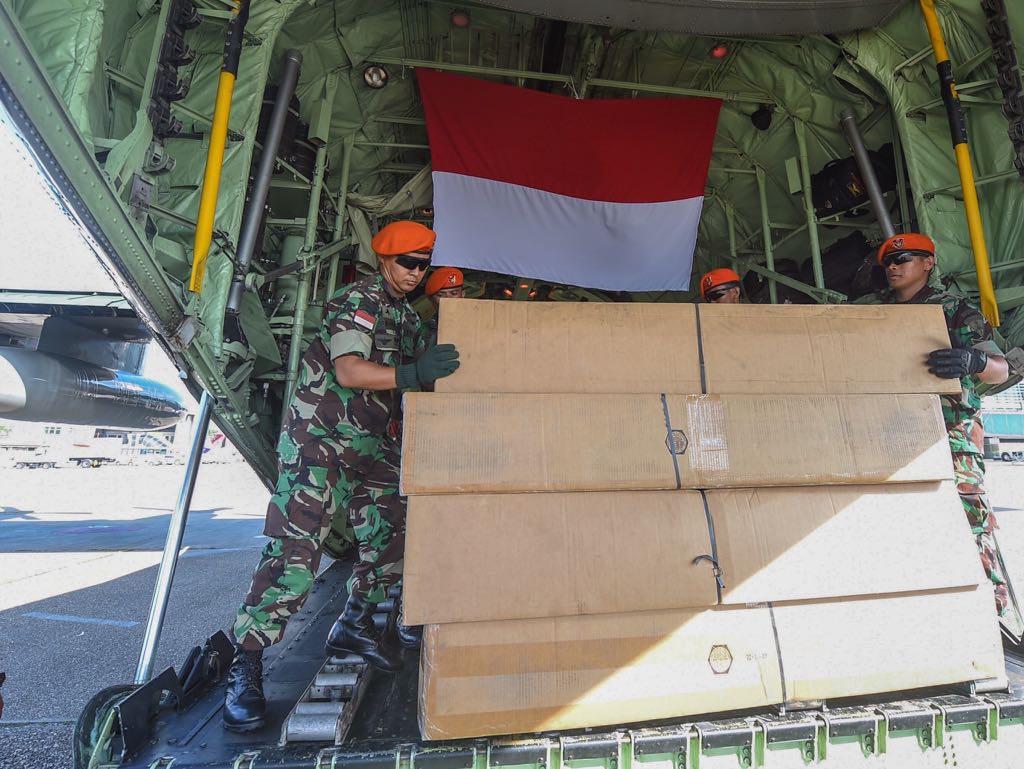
{"left": 437, "top": 300, "right": 960, "bottom": 396}
{"left": 403, "top": 483, "right": 982, "bottom": 625}
{"left": 418, "top": 585, "right": 1003, "bottom": 740}
{"left": 401, "top": 392, "right": 952, "bottom": 494}
{"left": 774, "top": 586, "right": 1005, "bottom": 702}
{"left": 436, "top": 300, "right": 702, "bottom": 394}
{"left": 419, "top": 604, "right": 783, "bottom": 741}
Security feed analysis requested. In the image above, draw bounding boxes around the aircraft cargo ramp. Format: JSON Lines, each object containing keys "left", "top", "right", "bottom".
{"left": 102, "top": 554, "right": 1024, "bottom": 769}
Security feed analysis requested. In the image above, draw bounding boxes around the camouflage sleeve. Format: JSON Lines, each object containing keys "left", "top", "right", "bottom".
{"left": 415, "top": 315, "right": 432, "bottom": 355}
{"left": 328, "top": 290, "right": 378, "bottom": 361}
{"left": 954, "top": 299, "right": 1003, "bottom": 356}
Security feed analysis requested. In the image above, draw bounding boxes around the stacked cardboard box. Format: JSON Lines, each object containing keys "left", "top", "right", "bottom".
{"left": 401, "top": 301, "right": 1005, "bottom": 741}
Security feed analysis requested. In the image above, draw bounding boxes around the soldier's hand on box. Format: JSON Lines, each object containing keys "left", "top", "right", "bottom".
{"left": 397, "top": 344, "right": 460, "bottom": 388}
{"left": 927, "top": 347, "right": 987, "bottom": 379}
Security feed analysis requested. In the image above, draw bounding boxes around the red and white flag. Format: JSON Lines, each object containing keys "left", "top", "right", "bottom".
{"left": 418, "top": 70, "right": 721, "bottom": 292}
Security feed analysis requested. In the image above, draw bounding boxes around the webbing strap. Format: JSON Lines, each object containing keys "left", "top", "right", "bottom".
{"left": 660, "top": 393, "right": 683, "bottom": 490}
{"left": 694, "top": 304, "right": 708, "bottom": 394}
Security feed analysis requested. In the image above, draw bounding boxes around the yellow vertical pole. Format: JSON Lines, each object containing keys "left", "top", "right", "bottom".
{"left": 919, "top": 0, "right": 1000, "bottom": 325}
{"left": 189, "top": 0, "right": 250, "bottom": 293}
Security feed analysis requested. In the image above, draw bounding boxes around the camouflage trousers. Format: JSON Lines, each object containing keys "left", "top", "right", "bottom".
{"left": 953, "top": 452, "right": 1009, "bottom": 616}
{"left": 335, "top": 443, "right": 407, "bottom": 605}
{"left": 233, "top": 432, "right": 407, "bottom": 650}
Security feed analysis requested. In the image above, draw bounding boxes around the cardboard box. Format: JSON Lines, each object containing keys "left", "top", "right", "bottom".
{"left": 403, "top": 482, "right": 981, "bottom": 625}
{"left": 401, "top": 392, "right": 952, "bottom": 494}
{"left": 775, "top": 585, "right": 1005, "bottom": 702}
{"left": 437, "top": 300, "right": 960, "bottom": 396}
{"left": 713, "top": 483, "right": 983, "bottom": 606}
{"left": 418, "top": 586, "right": 1003, "bottom": 740}
{"left": 436, "top": 300, "right": 702, "bottom": 394}
{"left": 404, "top": 490, "right": 717, "bottom": 625}
{"left": 419, "top": 604, "right": 783, "bottom": 740}
{"left": 697, "top": 303, "right": 958, "bottom": 394}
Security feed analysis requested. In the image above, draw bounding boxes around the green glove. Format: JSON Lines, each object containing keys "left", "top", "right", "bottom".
{"left": 396, "top": 343, "right": 460, "bottom": 389}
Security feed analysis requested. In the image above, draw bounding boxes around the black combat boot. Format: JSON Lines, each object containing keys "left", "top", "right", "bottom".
{"left": 325, "top": 594, "right": 402, "bottom": 672}
{"left": 223, "top": 645, "right": 266, "bottom": 732}
{"left": 395, "top": 597, "right": 422, "bottom": 650}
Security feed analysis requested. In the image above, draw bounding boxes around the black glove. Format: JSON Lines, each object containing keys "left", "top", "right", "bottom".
{"left": 927, "top": 347, "right": 988, "bottom": 379}
{"left": 396, "top": 343, "right": 460, "bottom": 389}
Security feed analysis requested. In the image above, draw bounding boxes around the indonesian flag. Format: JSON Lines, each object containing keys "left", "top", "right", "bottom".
{"left": 418, "top": 70, "right": 721, "bottom": 291}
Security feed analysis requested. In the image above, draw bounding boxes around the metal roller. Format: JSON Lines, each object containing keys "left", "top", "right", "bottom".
{"left": 327, "top": 654, "right": 364, "bottom": 666}
{"left": 294, "top": 701, "right": 346, "bottom": 716}
{"left": 285, "top": 712, "right": 342, "bottom": 742}
{"left": 314, "top": 672, "right": 359, "bottom": 688}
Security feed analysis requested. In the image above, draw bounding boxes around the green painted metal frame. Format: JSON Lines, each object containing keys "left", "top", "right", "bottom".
{"left": 325, "top": 135, "right": 354, "bottom": 301}
{"left": 755, "top": 166, "right": 778, "bottom": 304}
{"left": 283, "top": 73, "right": 336, "bottom": 406}
{"left": 102, "top": 0, "right": 176, "bottom": 193}
{"left": 369, "top": 55, "right": 771, "bottom": 103}
{"left": 105, "top": 65, "right": 246, "bottom": 141}
{"left": 923, "top": 169, "right": 1020, "bottom": 200}
{"left": 793, "top": 118, "right": 825, "bottom": 290}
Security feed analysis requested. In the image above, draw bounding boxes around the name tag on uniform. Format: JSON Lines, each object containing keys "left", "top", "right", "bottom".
{"left": 353, "top": 309, "right": 375, "bottom": 330}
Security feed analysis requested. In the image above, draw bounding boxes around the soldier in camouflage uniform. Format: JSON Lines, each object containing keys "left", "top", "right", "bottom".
{"left": 223, "top": 221, "right": 460, "bottom": 732}
{"left": 423, "top": 266, "right": 465, "bottom": 343}
{"left": 860, "top": 233, "right": 1010, "bottom": 616}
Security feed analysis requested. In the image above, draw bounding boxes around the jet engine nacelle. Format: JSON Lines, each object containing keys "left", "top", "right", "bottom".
{"left": 0, "top": 347, "right": 188, "bottom": 430}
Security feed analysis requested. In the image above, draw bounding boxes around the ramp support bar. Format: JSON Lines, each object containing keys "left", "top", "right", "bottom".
{"left": 793, "top": 119, "right": 825, "bottom": 290}
{"left": 839, "top": 109, "right": 896, "bottom": 240}
{"left": 189, "top": 0, "right": 250, "bottom": 293}
{"left": 226, "top": 49, "right": 303, "bottom": 315}
{"left": 135, "top": 390, "right": 214, "bottom": 684}
{"left": 919, "top": 0, "right": 1000, "bottom": 326}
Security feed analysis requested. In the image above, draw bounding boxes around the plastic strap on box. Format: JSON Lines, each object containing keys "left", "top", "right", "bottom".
{"left": 692, "top": 489, "right": 724, "bottom": 601}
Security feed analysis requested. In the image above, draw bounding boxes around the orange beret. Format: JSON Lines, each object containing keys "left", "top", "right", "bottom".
{"left": 425, "top": 267, "right": 464, "bottom": 296}
{"left": 699, "top": 268, "right": 741, "bottom": 299}
{"left": 371, "top": 221, "right": 436, "bottom": 256}
{"left": 876, "top": 232, "right": 935, "bottom": 265}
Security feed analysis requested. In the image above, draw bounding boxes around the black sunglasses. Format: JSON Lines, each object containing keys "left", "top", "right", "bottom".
{"left": 706, "top": 284, "right": 737, "bottom": 302}
{"left": 394, "top": 254, "right": 432, "bottom": 271}
{"left": 882, "top": 250, "right": 931, "bottom": 268}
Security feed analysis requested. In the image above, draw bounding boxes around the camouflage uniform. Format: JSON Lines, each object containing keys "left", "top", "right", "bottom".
{"left": 865, "top": 285, "right": 1009, "bottom": 615}
{"left": 234, "top": 272, "right": 428, "bottom": 650}
{"left": 424, "top": 315, "right": 439, "bottom": 346}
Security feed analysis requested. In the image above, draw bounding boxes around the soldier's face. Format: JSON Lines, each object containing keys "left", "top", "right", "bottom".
{"left": 382, "top": 252, "right": 431, "bottom": 295}
{"left": 885, "top": 253, "right": 933, "bottom": 292}
{"left": 430, "top": 285, "right": 464, "bottom": 308}
{"left": 706, "top": 285, "right": 741, "bottom": 304}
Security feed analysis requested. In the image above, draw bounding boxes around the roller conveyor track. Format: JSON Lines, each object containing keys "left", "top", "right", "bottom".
{"left": 280, "top": 654, "right": 373, "bottom": 744}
